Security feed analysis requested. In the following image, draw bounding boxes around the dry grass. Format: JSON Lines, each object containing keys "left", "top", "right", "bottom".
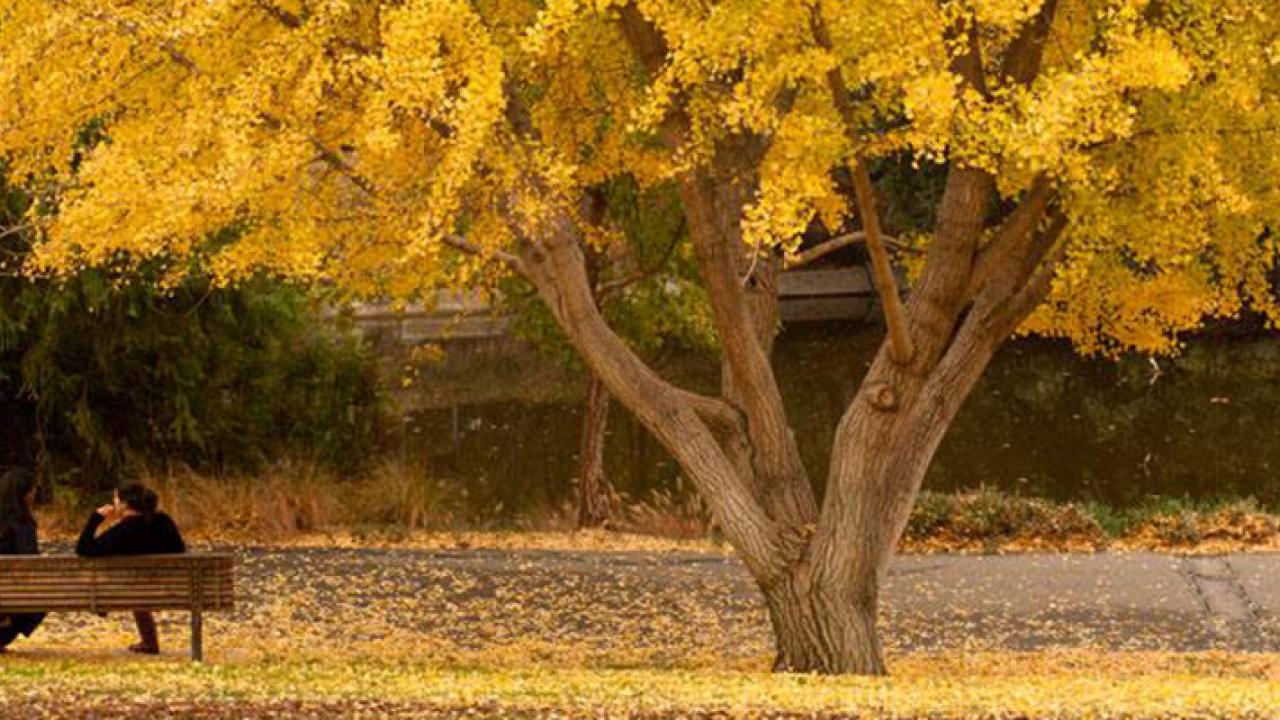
{"left": 1117, "top": 500, "right": 1280, "bottom": 553}
{"left": 38, "top": 460, "right": 461, "bottom": 543}
{"left": 618, "top": 482, "right": 714, "bottom": 540}
{"left": 35, "top": 465, "right": 1280, "bottom": 552}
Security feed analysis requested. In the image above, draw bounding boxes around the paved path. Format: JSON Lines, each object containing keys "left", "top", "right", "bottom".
{"left": 884, "top": 552, "right": 1277, "bottom": 651}
{"left": 238, "top": 548, "right": 1280, "bottom": 654}
{"left": 24, "top": 546, "right": 1280, "bottom": 661}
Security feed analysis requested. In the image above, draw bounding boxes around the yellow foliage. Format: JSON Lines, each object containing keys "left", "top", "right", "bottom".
{"left": 1, "top": 0, "right": 1278, "bottom": 352}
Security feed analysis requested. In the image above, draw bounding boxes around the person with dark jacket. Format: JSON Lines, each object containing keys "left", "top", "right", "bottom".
{"left": 0, "top": 467, "right": 45, "bottom": 652}
{"left": 76, "top": 483, "right": 186, "bottom": 654}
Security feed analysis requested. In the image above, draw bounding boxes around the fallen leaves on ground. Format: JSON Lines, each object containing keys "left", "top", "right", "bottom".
{"left": 2, "top": 547, "right": 1278, "bottom": 718}
{"left": 0, "top": 652, "right": 1277, "bottom": 719}
{"left": 15, "top": 546, "right": 1275, "bottom": 669}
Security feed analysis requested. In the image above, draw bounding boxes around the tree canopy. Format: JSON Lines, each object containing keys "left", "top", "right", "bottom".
{"left": 2, "top": 0, "right": 1276, "bottom": 352}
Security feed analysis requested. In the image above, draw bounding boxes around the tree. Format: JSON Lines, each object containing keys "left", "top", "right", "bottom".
{"left": 501, "top": 180, "right": 711, "bottom": 528}
{"left": 3, "top": 0, "right": 1278, "bottom": 674}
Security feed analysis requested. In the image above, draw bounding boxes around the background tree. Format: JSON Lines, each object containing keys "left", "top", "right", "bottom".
{"left": 2, "top": 0, "right": 1278, "bottom": 675}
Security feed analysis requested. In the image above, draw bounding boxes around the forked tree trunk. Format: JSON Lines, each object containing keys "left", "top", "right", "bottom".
{"left": 513, "top": 0, "right": 1063, "bottom": 677}
{"left": 765, "top": 306, "right": 1007, "bottom": 673}
{"left": 761, "top": 408, "right": 978, "bottom": 672}
{"left": 515, "top": 181, "right": 1052, "bottom": 674}
{"left": 575, "top": 372, "right": 613, "bottom": 529}
{"left": 761, "top": 438, "right": 935, "bottom": 674}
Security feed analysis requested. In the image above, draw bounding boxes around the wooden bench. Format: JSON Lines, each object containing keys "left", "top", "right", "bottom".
{"left": 0, "top": 554, "right": 235, "bottom": 661}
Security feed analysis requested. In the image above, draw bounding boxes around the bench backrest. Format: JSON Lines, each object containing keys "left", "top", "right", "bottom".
{"left": 0, "top": 554, "right": 234, "bottom": 613}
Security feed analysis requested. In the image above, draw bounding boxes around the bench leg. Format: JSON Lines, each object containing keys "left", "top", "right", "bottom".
{"left": 190, "top": 611, "right": 203, "bottom": 662}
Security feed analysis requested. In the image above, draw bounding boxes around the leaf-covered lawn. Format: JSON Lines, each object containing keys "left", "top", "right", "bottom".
{"left": 5, "top": 547, "right": 1277, "bottom": 717}
{"left": 1, "top": 652, "right": 1277, "bottom": 719}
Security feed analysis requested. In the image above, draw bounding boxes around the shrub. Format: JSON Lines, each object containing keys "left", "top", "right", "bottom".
{"left": 1, "top": 268, "right": 387, "bottom": 485}
{"left": 2, "top": 172, "right": 387, "bottom": 486}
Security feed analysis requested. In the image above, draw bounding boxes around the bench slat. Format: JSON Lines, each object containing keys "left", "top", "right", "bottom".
{"left": 0, "top": 579, "right": 234, "bottom": 590}
{"left": 0, "top": 577, "right": 233, "bottom": 586}
{"left": 0, "top": 554, "right": 236, "bottom": 615}
{"left": 0, "top": 575, "right": 233, "bottom": 586}
{"left": 1, "top": 598, "right": 234, "bottom": 611}
{"left": 0, "top": 555, "right": 233, "bottom": 568}
{"left": 0, "top": 584, "right": 234, "bottom": 595}
{"left": 0, "top": 568, "right": 235, "bottom": 573}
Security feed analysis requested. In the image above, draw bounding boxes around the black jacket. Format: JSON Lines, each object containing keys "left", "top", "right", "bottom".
{"left": 75, "top": 512, "right": 186, "bottom": 557}
{"left": 0, "top": 520, "right": 44, "bottom": 642}
{"left": 0, "top": 522, "right": 37, "bottom": 555}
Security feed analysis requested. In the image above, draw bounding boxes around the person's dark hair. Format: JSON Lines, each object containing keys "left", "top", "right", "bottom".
{"left": 116, "top": 483, "right": 159, "bottom": 522}
{"left": 0, "top": 467, "right": 38, "bottom": 539}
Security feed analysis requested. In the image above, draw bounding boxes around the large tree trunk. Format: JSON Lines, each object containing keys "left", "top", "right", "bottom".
{"left": 575, "top": 372, "right": 613, "bottom": 529}
{"left": 764, "top": 349, "right": 1000, "bottom": 672}
{"left": 763, "top": 558, "right": 884, "bottom": 674}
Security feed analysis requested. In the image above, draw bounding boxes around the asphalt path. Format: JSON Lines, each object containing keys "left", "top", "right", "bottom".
{"left": 16, "top": 546, "right": 1280, "bottom": 661}
{"left": 233, "top": 548, "right": 1280, "bottom": 654}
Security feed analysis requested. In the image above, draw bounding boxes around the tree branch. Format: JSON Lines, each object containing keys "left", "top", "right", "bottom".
{"left": 617, "top": 3, "right": 817, "bottom": 530}
{"left": 903, "top": 0, "right": 1061, "bottom": 367}
{"left": 443, "top": 234, "right": 526, "bottom": 276}
{"left": 594, "top": 223, "right": 684, "bottom": 299}
{"left": 672, "top": 388, "right": 748, "bottom": 439}
{"left": 851, "top": 163, "right": 914, "bottom": 364}
{"left": 785, "top": 231, "right": 919, "bottom": 268}
{"left": 253, "top": 0, "right": 303, "bottom": 29}
{"left": 962, "top": 15, "right": 993, "bottom": 101}
{"left": 1002, "top": 0, "right": 1061, "bottom": 87}
{"left": 514, "top": 206, "right": 790, "bottom": 580}
{"left": 985, "top": 213, "right": 1070, "bottom": 335}
{"left": 810, "top": 7, "right": 914, "bottom": 364}
{"left": 967, "top": 176, "right": 1055, "bottom": 296}
{"left": 0, "top": 221, "right": 38, "bottom": 241}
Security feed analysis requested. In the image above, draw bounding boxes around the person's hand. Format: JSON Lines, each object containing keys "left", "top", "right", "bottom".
{"left": 96, "top": 504, "right": 116, "bottom": 520}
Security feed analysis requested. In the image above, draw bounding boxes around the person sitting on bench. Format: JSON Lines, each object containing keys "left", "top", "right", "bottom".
{"left": 0, "top": 467, "right": 45, "bottom": 653}
{"left": 76, "top": 482, "right": 186, "bottom": 654}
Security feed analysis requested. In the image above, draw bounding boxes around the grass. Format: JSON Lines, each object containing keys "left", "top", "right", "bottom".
{"left": 35, "top": 464, "right": 1280, "bottom": 553}
{"left": 1, "top": 652, "right": 1277, "bottom": 718}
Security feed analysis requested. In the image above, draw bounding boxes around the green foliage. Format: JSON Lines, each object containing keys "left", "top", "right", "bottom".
{"left": 1079, "top": 501, "right": 1130, "bottom": 538}
{"left": 1095, "top": 495, "right": 1265, "bottom": 544}
{"left": 868, "top": 157, "right": 948, "bottom": 238}
{"left": 1, "top": 175, "right": 386, "bottom": 488}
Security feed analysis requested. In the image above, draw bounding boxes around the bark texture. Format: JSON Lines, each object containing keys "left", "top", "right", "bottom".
{"left": 763, "top": 560, "right": 884, "bottom": 674}
{"left": 575, "top": 372, "right": 614, "bottom": 529}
